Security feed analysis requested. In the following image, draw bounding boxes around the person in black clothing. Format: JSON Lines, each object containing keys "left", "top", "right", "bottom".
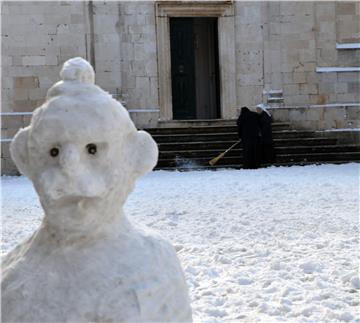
{"left": 236, "top": 107, "right": 262, "bottom": 169}
{"left": 256, "top": 104, "right": 276, "bottom": 165}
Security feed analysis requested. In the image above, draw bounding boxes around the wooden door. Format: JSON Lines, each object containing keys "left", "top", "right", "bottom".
{"left": 170, "top": 18, "right": 196, "bottom": 120}
{"left": 194, "top": 18, "right": 220, "bottom": 119}
{"left": 170, "top": 18, "right": 220, "bottom": 120}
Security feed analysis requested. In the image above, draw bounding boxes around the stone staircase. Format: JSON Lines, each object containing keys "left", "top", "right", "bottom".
{"left": 145, "top": 120, "right": 360, "bottom": 170}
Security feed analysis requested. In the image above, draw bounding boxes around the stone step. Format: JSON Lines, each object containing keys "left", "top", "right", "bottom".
{"left": 152, "top": 130, "right": 318, "bottom": 143}
{"left": 146, "top": 123, "right": 289, "bottom": 135}
{"left": 147, "top": 121, "right": 359, "bottom": 170}
{"left": 159, "top": 144, "right": 360, "bottom": 159}
{"left": 156, "top": 151, "right": 360, "bottom": 168}
{"left": 157, "top": 138, "right": 338, "bottom": 151}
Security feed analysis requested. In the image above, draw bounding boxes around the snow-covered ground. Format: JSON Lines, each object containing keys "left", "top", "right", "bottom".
{"left": 2, "top": 163, "right": 359, "bottom": 322}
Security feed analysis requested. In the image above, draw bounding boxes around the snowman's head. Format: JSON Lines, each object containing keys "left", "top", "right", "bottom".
{"left": 10, "top": 57, "right": 158, "bottom": 230}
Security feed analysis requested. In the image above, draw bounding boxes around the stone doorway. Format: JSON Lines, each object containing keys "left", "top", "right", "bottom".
{"left": 155, "top": 1, "right": 236, "bottom": 121}
{"left": 170, "top": 17, "right": 220, "bottom": 120}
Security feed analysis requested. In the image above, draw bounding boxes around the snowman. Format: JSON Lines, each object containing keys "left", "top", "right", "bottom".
{"left": 2, "top": 57, "right": 192, "bottom": 322}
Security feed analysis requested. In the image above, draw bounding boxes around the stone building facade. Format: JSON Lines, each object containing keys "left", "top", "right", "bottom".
{"left": 1, "top": 1, "right": 360, "bottom": 173}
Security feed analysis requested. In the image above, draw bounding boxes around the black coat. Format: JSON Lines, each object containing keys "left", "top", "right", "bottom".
{"left": 258, "top": 111, "right": 273, "bottom": 144}
{"left": 236, "top": 108, "right": 261, "bottom": 141}
{"left": 258, "top": 111, "right": 276, "bottom": 164}
{"left": 236, "top": 107, "right": 262, "bottom": 169}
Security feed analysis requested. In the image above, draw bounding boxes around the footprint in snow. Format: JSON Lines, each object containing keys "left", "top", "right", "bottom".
{"left": 238, "top": 277, "right": 253, "bottom": 285}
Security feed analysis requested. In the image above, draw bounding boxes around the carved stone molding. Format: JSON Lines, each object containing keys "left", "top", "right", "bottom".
{"left": 156, "top": 1, "right": 234, "bottom": 17}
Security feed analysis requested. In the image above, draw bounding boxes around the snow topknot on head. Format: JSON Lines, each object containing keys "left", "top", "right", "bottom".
{"left": 60, "top": 57, "right": 95, "bottom": 84}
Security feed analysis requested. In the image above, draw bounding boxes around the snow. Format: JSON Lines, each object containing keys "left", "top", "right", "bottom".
{"left": 60, "top": 56, "right": 95, "bottom": 83}
{"left": 316, "top": 67, "right": 360, "bottom": 73}
{"left": 127, "top": 109, "right": 160, "bottom": 113}
{"left": 262, "top": 89, "right": 283, "bottom": 95}
{"left": 2, "top": 163, "right": 359, "bottom": 322}
{"left": 268, "top": 103, "right": 360, "bottom": 110}
{"left": 310, "top": 103, "right": 360, "bottom": 108}
{"left": 0, "top": 112, "right": 33, "bottom": 116}
{"left": 336, "top": 43, "right": 360, "bottom": 50}
{"left": 319, "top": 128, "right": 360, "bottom": 132}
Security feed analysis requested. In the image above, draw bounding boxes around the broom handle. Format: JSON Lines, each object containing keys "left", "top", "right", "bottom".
{"left": 223, "top": 140, "right": 241, "bottom": 155}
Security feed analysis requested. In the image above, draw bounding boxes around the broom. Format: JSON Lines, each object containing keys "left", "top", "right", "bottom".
{"left": 209, "top": 140, "right": 241, "bottom": 166}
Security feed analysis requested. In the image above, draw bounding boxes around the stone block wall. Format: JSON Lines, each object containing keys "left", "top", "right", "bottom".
{"left": 269, "top": 104, "right": 360, "bottom": 131}
{"left": 91, "top": 1, "right": 122, "bottom": 96}
{"left": 315, "top": 2, "right": 360, "bottom": 105}
{"left": 234, "top": 1, "right": 360, "bottom": 109}
{"left": 1, "top": 1, "right": 127, "bottom": 174}
{"left": 2, "top": 1, "right": 88, "bottom": 174}
{"left": 1, "top": 1, "right": 360, "bottom": 174}
{"left": 117, "top": 2, "right": 159, "bottom": 110}
{"left": 234, "top": 2, "right": 265, "bottom": 108}
{"left": 2, "top": 2, "right": 87, "bottom": 116}
{"left": 1, "top": 1, "right": 124, "bottom": 128}
{"left": 2, "top": 1, "right": 359, "bottom": 120}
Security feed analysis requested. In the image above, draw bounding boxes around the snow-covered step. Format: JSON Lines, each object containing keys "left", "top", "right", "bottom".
{"left": 158, "top": 145, "right": 360, "bottom": 159}
{"left": 157, "top": 138, "right": 338, "bottom": 151}
{"left": 152, "top": 130, "right": 320, "bottom": 143}
{"left": 156, "top": 151, "right": 360, "bottom": 168}
{"left": 146, "top": 123, "right": 289, "bottom": 135}
{"left": 155, "top": 160, "right": 359, "bottom": 171}
{"left": 148, "top": 121, "right": 360, "bottom": 170}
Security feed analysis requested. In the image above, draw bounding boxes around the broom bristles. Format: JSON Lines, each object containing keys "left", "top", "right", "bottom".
{"left": 208, "top": 140, "right": 241, "bottom": 166}
{"left": 209, "top": 152, "right": 225, "bottom": 166}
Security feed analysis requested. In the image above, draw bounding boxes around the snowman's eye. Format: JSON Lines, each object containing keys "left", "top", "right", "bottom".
{"left": 49, "top": 147, "right": 59, "bottom": 157}
{"left": 86, "top": 143, "right": 97, "bottom": 155}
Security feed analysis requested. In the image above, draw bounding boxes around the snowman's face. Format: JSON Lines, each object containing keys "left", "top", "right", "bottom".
{"left": 30, "top": 106, "right": 115, "bottom": 204}
{"left": 11, "top": 94, "right": 158, "bottom": 228}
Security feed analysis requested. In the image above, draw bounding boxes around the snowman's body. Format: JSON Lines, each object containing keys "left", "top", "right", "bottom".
{"left": 2, "top": 57, "right": 192, "bottom": 322}
{"left": 2, "top": 219, "right": 191, "bottom": 322}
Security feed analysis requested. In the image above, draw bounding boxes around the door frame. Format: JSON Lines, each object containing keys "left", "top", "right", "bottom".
{"left": 155, "top": 1, "right": 236, "bottom": 121}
